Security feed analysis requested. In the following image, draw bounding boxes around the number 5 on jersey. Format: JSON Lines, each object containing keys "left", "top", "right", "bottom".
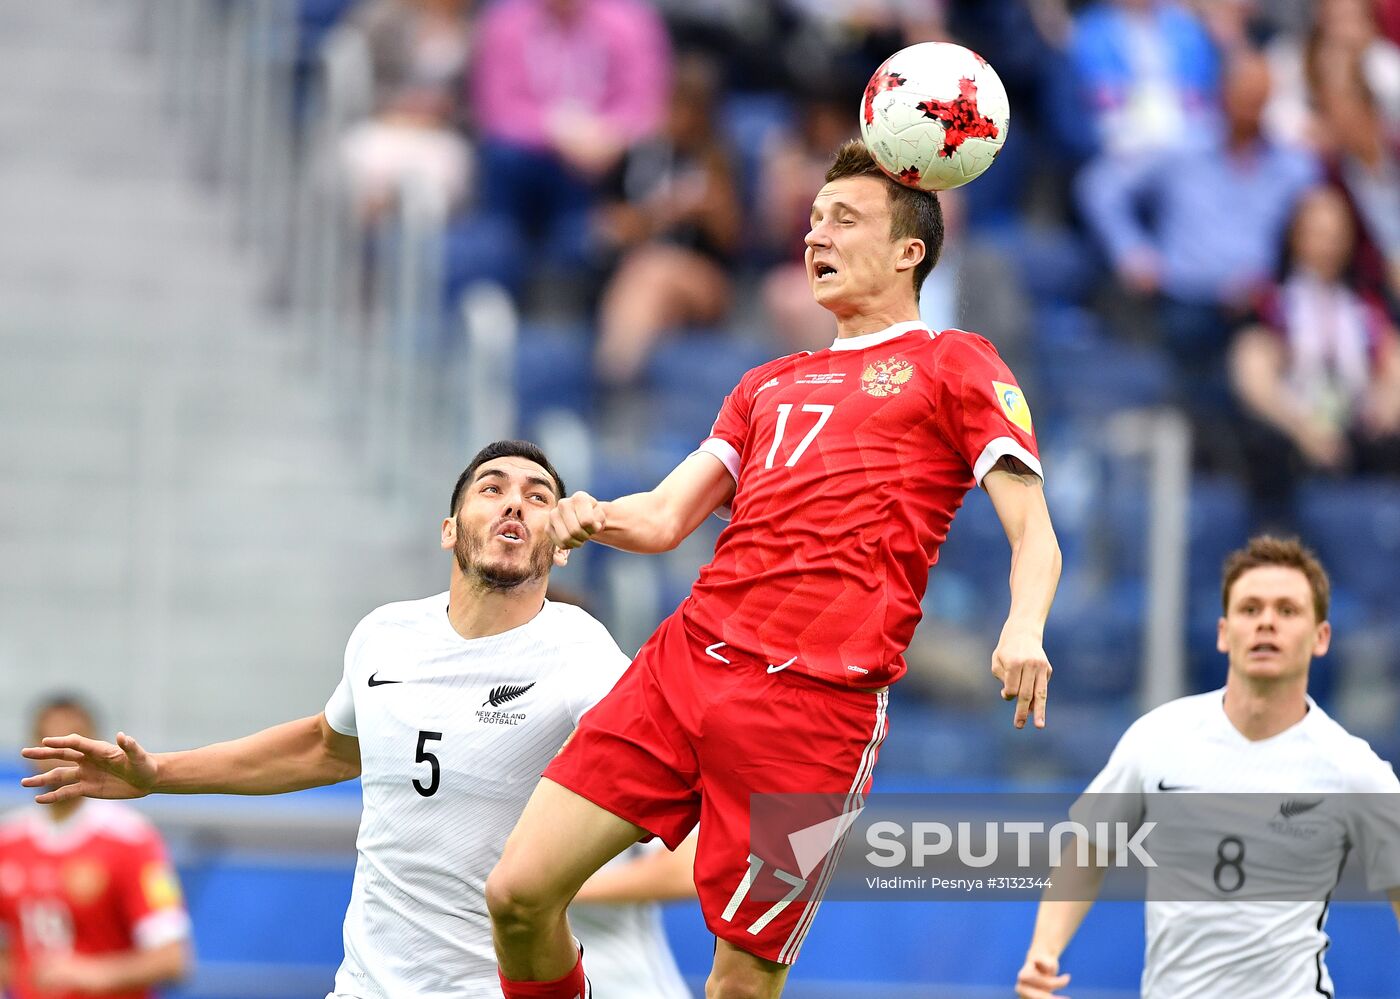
{"left": 765, "top": 404, "right": 834, "bottom": 469}
{"left": 413, "top": 730, "right": 442, "bottom": 797}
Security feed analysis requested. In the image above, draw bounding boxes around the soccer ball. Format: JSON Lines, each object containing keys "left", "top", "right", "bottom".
{"left": 859, "top": 41, "right": 1010, "bottom": 192}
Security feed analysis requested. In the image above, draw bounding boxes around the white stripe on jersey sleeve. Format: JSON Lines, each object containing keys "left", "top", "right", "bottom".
{"left": 696, "top": 438, "right": 740, "bottom": 484}
{"left": 134, "top": 907, "right": 191, "bottom": 949}
{"left": 973, "top": 436, "right": 1043, "bottom": 486}
{"left": 694, "top": 440, "right": 741, "bottom": 521}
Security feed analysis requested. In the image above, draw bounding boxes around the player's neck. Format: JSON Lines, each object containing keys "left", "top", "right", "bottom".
{"left": 1221, "top": 674, "right": 1309, "bottom": 742}
{"left": 445, "top": 573, "right": 548, "bottom": 640}
{"left": 43, "top": 796, "right": 83, "bottom": 825}
{"left": 831, "top": 302, "right": 920, "bottom": 340}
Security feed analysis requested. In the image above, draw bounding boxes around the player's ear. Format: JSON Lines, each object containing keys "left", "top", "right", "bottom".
{"left": 1216, "top": 617, "right": 1228, "bottom": 654}
{"left": 894, "top": 237, "right": 925, "bottom": 274}
{"left": 441, "top": 516, "right": 456, "bottom": 551}
{"left": 553, "top": 546, "right": 570, "bottom": 568}
{"left": 1312, "top": 620, "right": 1331, "bottom": 658}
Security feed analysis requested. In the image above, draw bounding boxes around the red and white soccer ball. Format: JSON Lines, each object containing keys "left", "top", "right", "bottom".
{"left": 859, "top": 41, "right": 1011, "bottom": 192}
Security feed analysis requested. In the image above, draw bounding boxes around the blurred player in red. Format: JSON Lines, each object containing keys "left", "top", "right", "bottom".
{"left": 0, "top": 696, "right": 189, "bottom": 999}
{"left": 488, "top": 139, "right": 1062, "bottom": 999}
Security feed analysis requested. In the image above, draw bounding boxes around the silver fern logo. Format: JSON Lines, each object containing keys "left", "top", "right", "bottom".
{"left": 1278, "top": 798, "right": 1323, "bottom": 820}
{"left": 483, "top": 682, "right": 536, "bottom": 708}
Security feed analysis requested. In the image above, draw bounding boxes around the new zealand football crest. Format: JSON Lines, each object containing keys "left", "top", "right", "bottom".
{"left": 861, "top": 357, "right": 915, "bottom": 397}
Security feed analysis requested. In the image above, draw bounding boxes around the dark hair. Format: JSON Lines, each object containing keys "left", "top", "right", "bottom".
{"left": 31, "top": 693, "right": 97, "bottom": 736}
{"left": 450, "top": 440, "right": 566, "bottom": 515}
{"left": 1221, "top": 535, "right": 1331, "bottom": 622}
{"left": 824, "top": 139, "right": 944, "bottom": 299}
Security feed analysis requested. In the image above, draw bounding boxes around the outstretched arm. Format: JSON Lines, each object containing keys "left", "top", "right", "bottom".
{"left": 1391, "top": 887, "right": 1400, "bottom": 931}
{"left": 551, "top": 452, "right": 736, "bottom": 554}
{"left": 1016, "top": 852, "right": 1107, "bottom": 999}
{"left": 31, "top": 939, "right": 189, "bottom": 995}
{"left": 983, "top": 457, "right": 1062, "bottom": 729}
{"left": 572, "top": 833, "right": 699, "bottom": 904}
{"left": 21, "top": 712, "right": 360, "bottom": 803}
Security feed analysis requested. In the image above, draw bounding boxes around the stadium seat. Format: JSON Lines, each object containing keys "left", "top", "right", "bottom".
{"left": 987, "top": 223, "right": 1100, "bottom": 306}
{"left": 443, "top": 212, "right": 530, "bottom": 303}
{"left": 1032, "top": 307, "right": 1173, "bottom": 419}
{"left": 1298, "top": 480, "right": 1400, "bottom": 618}
{"left": 876, "top": 702, "right": 1011, "bottom": 780}
{"left": 718, "top": 91, "right": 794, "bottom": 215}
{"left": 512, "top": 322, "right": 596, "bottom": 435}
{"left": 641, "top": 331, "right": 775, "bottom": 459}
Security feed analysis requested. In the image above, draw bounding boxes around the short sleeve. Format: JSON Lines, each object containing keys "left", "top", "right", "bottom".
{"left": 116, "top": 828, "right": 190, "bottom": 950}
{"left": 933, "top": 334, "right": 1042, "bottom": 485}
{"left": 696, "top": 367, "right": 763, "bottom": 486}
{"left": 1347, "top": 754, "right": 1400, "bottom": 892}
{"left": 1069, "top": 720, "right": 1147, "bottom": 842}
{"left": 325, "top": 615, "right": 374, "bottom": 737}
{"left": 566, "top": 633, "right": 633, "bottom": 728}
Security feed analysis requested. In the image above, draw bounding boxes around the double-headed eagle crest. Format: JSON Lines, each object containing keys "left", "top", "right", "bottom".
{"left": 861, "top": 357, "right": 915, "bottom": 397}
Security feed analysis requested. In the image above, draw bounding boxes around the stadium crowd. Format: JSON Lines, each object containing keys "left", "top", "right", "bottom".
{"left": 314, "top": 0, "right": 1400, "bottom": 774}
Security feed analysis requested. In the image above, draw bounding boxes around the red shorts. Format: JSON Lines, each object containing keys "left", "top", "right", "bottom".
{"left": 544, "top": 610, "right": 889, "bottom": 965}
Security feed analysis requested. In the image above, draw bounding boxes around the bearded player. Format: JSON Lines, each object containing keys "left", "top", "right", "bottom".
{"left": 487, "top": 139, "right": 1061, "bottom": 999}
{"left": 22, "top": 441, "right": 688, "bottom": 999}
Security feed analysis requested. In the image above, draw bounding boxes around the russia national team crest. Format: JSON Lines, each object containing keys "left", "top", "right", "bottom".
{"left": 992, "top": 380, "right": 1033, "bottom": 433}
{"left": 63, "top": 859, "right": 109, "bottom": 905}
{"left": 861, "top": 357, "right": 915, "bottom": 397}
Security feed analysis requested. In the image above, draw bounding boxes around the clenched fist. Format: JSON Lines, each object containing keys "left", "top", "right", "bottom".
{"left": 550, "top": 491, "right": 607, "bottom": 550}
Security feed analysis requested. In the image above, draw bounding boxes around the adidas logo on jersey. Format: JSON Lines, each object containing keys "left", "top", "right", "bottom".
{"left": 475, "top": 682, "right": 535, "bottom": 727}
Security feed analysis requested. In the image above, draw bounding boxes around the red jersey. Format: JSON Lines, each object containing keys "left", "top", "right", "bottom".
{"left": 683, "top": 322, "right": 1040, "bottom": 688}
{"left": 0, "top": 802, "right": 189, "bottom": 999}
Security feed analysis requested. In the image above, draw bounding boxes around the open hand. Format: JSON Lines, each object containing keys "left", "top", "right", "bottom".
{"left": 20, "top": 731, "right": 158, "bottom": 804}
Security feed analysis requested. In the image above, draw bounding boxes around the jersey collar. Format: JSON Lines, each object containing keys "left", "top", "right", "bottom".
{"left": 19, "top": 800, "right": 101, "bottom": 853}
{"left": 829, "top": 320, "right": 927, "bottom": 352}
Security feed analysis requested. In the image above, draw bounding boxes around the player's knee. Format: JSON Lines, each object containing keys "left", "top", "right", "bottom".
{"left": 705, "top": 967, "right": 781, "bottom": 999}
{"left": 484, "top": 863, "right": 563, "bottom": 933}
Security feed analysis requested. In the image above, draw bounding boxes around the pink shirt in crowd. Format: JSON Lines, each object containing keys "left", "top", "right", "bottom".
{"left": 470, "top": 0, "right": 672, "bottom": 150}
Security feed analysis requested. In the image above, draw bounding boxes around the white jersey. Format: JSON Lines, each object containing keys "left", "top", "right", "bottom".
{"left": 323, "top": 593, "right": 633, "bottom": 999}
{"left": 570, "top": 841, "right": 693, "bottom": 999}
{"left": 1074, "top": 689, "right": 1400, "bottom": 999}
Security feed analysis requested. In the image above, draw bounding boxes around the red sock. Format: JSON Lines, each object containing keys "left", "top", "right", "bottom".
{"left": 497, "top": 950, "right": 589, "bottom": 999}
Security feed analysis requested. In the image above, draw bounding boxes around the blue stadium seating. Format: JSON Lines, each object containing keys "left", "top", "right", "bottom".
{"left": 641, "top": 331, "right": 775, "bottom": 463}
{"left": 1298, "top": 480, "right": 1400, "bottom": 617}
{"left": 1033, "top": 307, "right": 1173, "bottom": 420}
{"left": 512, "top": 322, "right": 596, "bottom": 434}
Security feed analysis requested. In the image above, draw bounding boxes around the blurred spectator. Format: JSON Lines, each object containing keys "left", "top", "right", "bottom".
{"left": 466, "top": 0, "right": 672, "bottom": 288}
{"left": 1068, "top": 0, "right": 1222, "bottom": 157}
{"left": 757, "top": 90, "right": 855, "bottom": 352}
{"left": 593, "top": 55, "right": 743, "bottom": 385}
{"left": 1264, "top": 0, "right": 1400, "bottom": 146}
{"left": 339, "top": 0, "right": 474, "bottom": 222}
{"left": 340, "top": 83, "right": 473, "bottom": 222}
{"left": 1263, "top": 0, "right": 1400, "bottom": 301}
{"left": 776, "top": 0, "right": 947, "bottom": 95}
{"left": 354, "top": 0, "right": 474, "bottom": 105}
{"left": 0, "top": 697, "right": 190, "bottom": 999}
{"left": 1077, "top": 49, "right": 1319, "bottom": 408}
{"left": 1229, "top": 186, "right": 1400, "bottom": 523}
